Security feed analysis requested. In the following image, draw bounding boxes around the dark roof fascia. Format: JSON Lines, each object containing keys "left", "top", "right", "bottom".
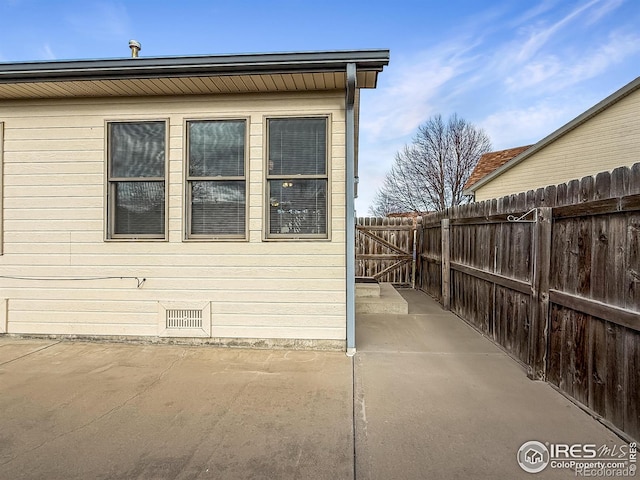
{"left": 0, "top": 49, "right": 390, "bottom": 84}
{"left": 465, "top": 74, "right": 640, "bottom": 195}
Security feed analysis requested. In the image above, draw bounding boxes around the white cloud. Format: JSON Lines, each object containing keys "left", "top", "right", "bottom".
{"left": 505, "top": 56, "right": 562, "bottom": 90}
{"left": 512, "top": 0, "right": 600, "bottom": 63}
{"left": 480, "top": 102, "right": 579, "bottom": 150}
{"left": 563, "top": 31, "right": 640, "bottom": 81}
{"left": 494, "top": 0, "right": 626, "bottom": 82}
{"left": 505, "top": 29, "right": 640, "bottom": 93}
{"left": 39, "top": 44, "right": 56, "bottom": 60}
{"left": 360, "top": 41, "right": 480, "bottom": 141}
{"left": 585, "top": 0, "right": 626, "bottom": 25}
{"left": 509, "top": 0, "right": 560, "bottom": 28}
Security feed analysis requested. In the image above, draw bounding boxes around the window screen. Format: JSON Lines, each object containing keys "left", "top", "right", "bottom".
{"left": 268, "top": 118, "right": 326, "bottom": 176}
{"left": 108, "top": 121, "right": 166, "bottom": 238}
{"left": 187, "top": 120, "right": 246, "bottom": 238}
{"left": 267, "top": 118, "right": 328, "bottom": 238}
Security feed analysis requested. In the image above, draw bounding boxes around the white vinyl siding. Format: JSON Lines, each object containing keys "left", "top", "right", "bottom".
{"left": 0, "top": 121, "right": 3, "bottom": 255}
{"left": 0, "top": 92, "right": 347, "bottom": 342}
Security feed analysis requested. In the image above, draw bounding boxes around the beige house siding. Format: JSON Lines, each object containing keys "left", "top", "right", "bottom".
{"left": 474, "top": 87, "right": 640, "bottom": 201}
{"left": 0, "top": 91, "right": 347, "bottom": 342}
{"left": 0, "top": 121, "right": 3, "bottom": 256}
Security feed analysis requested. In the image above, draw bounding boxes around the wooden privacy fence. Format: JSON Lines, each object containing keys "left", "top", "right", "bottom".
{"left": 417, "top": 163, "right": 640, "bottom": 441}
{"left": 356, "top": 217, "right": 416, "bottom": 284}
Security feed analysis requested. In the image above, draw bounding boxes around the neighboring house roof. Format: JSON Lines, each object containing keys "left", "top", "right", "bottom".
{"left": 0, "top": 49, "right": 390, "bottom": 99}
{"left": 464, "top": 74, "right": 640, "bottom": 195}
{"left": 464, "top": 145, "right": 532, "bottom": 190}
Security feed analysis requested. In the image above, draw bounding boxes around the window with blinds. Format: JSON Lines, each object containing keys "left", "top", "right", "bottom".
{"left": 266, "top": 117, "right": 328, "bottom": 239}
{"left": 107, "top": 121, "right": 167, "bottom": 239}
{"left": 186, "top": 119, "right": 247, "bottom": 239}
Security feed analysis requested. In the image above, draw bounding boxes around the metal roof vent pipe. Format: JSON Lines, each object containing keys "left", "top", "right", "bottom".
{"left": 129, "top": 40, "right": 141, "bottom": 58}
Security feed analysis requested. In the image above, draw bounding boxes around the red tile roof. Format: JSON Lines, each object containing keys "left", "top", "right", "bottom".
{"left": 464, "top": 145, "right": 532, "bottom": 190}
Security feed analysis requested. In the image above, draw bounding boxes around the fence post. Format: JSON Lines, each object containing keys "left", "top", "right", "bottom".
{"left": 528, "top": 207, "right": 552, "bottom": 380}
{"left": 411, "top": 226, "right": 417, "bottom": 289}
{"left": 441, "top": 218, "right": 450, "bottom": 310}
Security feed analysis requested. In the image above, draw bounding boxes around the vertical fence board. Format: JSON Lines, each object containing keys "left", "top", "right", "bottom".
{"left": 626, "top": 212, "right": 640, "bottom": 311}
{"left": 630, "top": 163, "right": 640, "bottom": 194}
{"left": 529, "top": 207, "right": 551, "bottom": 380}
{"left": 572, "top": 311, "right": 589, "bottom": 406}
{"left": 589, "top": 314, "right": 607, "bottom": 419}
{"left": 563, "top": 308, "right": 577, "bottom": 398}
{"left": 548, "top": 305, "right": 563, "bottom": 387}
{"left": 609, "top": 215, "right": 626, "bottom": 307}
{"left": 442, "top": 219, "right": 451, "bottom": 310}
{"left": 591, "top": 215, "right": 609, "bottom": 304}
{"left": 550, "top": 218, "right": 567, "bottom": 291}
{"left": 605, "top": 323, "right": 626, "bottom": 428}
{"left": 577, "top": 216, "right": 593, "bottom": 297}
{"left": 625, "top": 329, "right": 640, "bottom": 438}
{"left": 595, "top": 171, "right": 611, "bottom": 200}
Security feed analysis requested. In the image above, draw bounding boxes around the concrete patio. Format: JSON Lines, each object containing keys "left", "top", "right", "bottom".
{"left": 0, "top": 288, "right": 627, "bottom": 479}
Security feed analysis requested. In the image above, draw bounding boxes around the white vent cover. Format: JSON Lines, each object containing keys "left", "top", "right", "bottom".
{"left": 166, "top": 309, "right": 202, "bottom": 329}
{"left": 158, "top": 302, "right": 211, "bottom": 337}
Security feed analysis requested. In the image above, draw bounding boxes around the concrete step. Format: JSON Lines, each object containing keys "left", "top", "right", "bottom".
{"left": 356, "top": 282, "right": 381, "bottom": 297}
{"left": 356, "top": 283, "right": 408, "bottom": 314}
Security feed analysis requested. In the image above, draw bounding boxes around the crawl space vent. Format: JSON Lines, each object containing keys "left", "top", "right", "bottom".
{"left": 166, "top": 309, "right": 203, "bottom": 329}
{"left": 158, "top": 301, "right": 210, "bottom": 337}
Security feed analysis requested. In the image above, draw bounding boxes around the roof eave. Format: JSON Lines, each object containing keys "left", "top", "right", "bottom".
{"left": 0, "top": 49, "right": 390, "bottom": 84}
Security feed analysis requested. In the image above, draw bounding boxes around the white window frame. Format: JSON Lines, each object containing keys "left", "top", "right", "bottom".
{"left": 105, "top": 119, "right": 169, "bottom": 241}
{"left": 184, "top": 117, "right": 249, "bottom": 241}
{"left": 264, "top": 115, "right": 331, "bottom": 241}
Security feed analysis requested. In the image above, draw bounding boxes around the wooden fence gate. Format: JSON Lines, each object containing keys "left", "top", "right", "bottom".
{"left": 355, "top": 217, "right": 416, "bottom": 285}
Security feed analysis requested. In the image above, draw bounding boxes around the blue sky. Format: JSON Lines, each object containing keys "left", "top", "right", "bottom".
{"left": 1, "top": 0, "right": 639, "bottom": 213}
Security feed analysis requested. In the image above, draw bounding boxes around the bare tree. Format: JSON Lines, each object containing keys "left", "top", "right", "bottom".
{"left": 370, "top": 114, "right": 491, "bottom": 214}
